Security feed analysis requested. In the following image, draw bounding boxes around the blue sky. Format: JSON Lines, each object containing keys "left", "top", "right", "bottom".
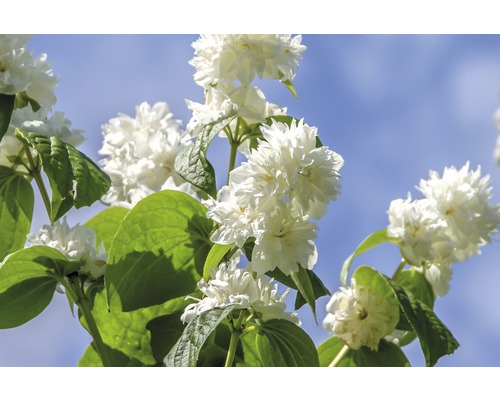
{"left": 1, "top": 35, "right": 500, "bottom": 367}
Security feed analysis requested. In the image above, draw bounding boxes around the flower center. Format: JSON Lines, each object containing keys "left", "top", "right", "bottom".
{"left": 356, "top": 303, "right": 368, "bottom": 320}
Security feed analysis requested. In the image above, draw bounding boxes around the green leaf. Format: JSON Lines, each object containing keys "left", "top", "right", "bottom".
{"left": 83, "top": 207, "right": 129, "bottom": 253}
{"left": 340, "top": 229, "right": 398, "bottom": 286}
{"left": 164, "top": 305, "right": 237, "bottom": 367}
{"left": 16, "top": 131, "right": 111, "bottom": 223}
{"left": 174, "top": 116, "right": 234, "bottom": 198}
{"left": 278, "top": 71, "right": 298, "bottom": 99}
{"left": 318, "top": 336, "right": 411, "bottom": 367}
{"left": 265, "top": 267, "right": 330, "bottom": 318}
{"left": 146, "top": 311, "right": 186, "bottom": 364}
{"left": 79, "top": 287, "right": 187, "bottom": 366}
{"left": 14, "top": 91, "right": 41, "bottom": 112}
{"left": 0, "top": 278, "right": 57, "bottom": 329}
{"left": 197, "top": 323, "right": 233, "bottom": 367}
{"left": 290, "top": 268, "right": 323, "bottom": 322}
{"left": 203, "top": 243, "right": 232, "bottom": 281}
{"left": 395, "top": 269, "right": 435, "bottom": 309}
{"left": 0, "top": 166, "right": 34, "bottom": 261}
{"left": 282, "top": 79, "right": 298, "bottom": 99}
{"left": 294, "top": 269, "right": 330, "bottom": 311}
{"left": 0, "top": 246, "right": 70, "bottom": 328}
{"left": 390, "top": 270, "right": 430, "bottom": 347}
{"left": 256, "top": 319, "right": 319, "bottom": 367}
{"left": 237, "top": 327, "right": 262, "bottom": 367}
{"left": 79, "top": 342, "right": 147, "bottom": 367}
{"left": 106, "top": 190, "right": 212, "bottom": 312}
{"left": 386, "top": 278, "right": 460, "bottom": 366}
{"left": 265, "top": 115, "right": 297, "bottom": 127}
{"left": 0, "top": 94, "right": 15, "bottom": 140}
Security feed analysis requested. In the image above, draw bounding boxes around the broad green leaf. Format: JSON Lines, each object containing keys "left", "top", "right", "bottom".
{"left": 164, "top": 305, "right": 237, "bottom": 367}
{"left": 294, "top": 269, "right": 330, "bottom": 311}
{"left": 197, "top": 323, "right": 233, "bottom": 367}
{"left": 266, "top": 267, "right": 330, "bottom": 319}
{"left": 83, "top": 207, "right": 129, "bottom": 252}
{"left": 256, "top": 319, "right": 319, "bottom": 367}
{"left": 237, "top": 327, "right": 262, "bottom": 367}
{"left": 106, "top": 190, "right": 212, "bottom": 312}
{"left": 16, "top": 131, "right": 111, "bottom": 223}
{"left": 290, "top": 268, "right": 330, "bottom": 320}
{"left": 0, "top": 278, "right": 57, "bottom": 329}
{"left": 175, "top": 116, "right": 234, "bottom": 198}
{"left": 395, "top": 269, "right": 435, "bottom": 309}
{"left": 79, "top": 342, "right": 146, "bottom": 367}
{"left": 79, "top": 288, "right": 187, "bottom": 366}
{"left": 203, "top": 243, "right": 233, "bottom": 281}
{"left": 0, "top": 94, "right": 15, "bottom": 140}
{"left": 318, "top": 336, "right": 410, "bottom": 367}
{"left": 0, "top": 166, "right": 34, "bottom": 261}
{"left": 0, "top": 247, "right": 70, "bottom": 328}
{"left": 146, "top": 312, "right": 186, "bottom": 364}
{"left": 386, "top": 279, "right": 459, "bottom": 366}
{"left": 291, "top": 268, "right": 318, "bottom": 321}
{"left": 340, "top": 229, "right": 398, "bottom": 286}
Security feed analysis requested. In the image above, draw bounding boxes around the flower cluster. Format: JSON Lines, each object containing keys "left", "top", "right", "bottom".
{"left": 387, "top": 162, "right": 500, "bottom": 297}
{"left": 181, "top": 255, "right": 299, "bottom": 325}
{"left": 0, "top": 35, "right": 85, "bottom": 171}
{"left": 99, "top": 101, "right": 196, "bottom": 208}
{"left": 206, "top": 119, "right": 344, "bottom": 275}
{"left": 190, "top": 34, "right": 306, "bottom": 89}
{"left": 0, "top": 35, "right": 57, "bottom": 106}
{"left": 186, "top": 35, "right": 304, "bottom": 139}
{"left": 27, "top": 217, "right": 107, "bottom": 279}
{"left": 323, "top": 278, "right": 398, "bottom": 351}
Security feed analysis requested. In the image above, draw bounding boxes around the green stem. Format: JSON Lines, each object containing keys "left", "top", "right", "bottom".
{"left": 224, "top": 328, "right": 241, "bottom": 367}
{"left": 23, "top": 144, "right": 51, "bottom": 219}
{"left": 224, "top": 310, "right": 245, "bottom": 367}
{"left": 328, "top": 343, "right": 349, "bottom": 367}
{"left": 63, "top": 276, "right": 111, "bottom": 367}
{"left": 227, "top": 141, "right": 239, "bottom": 185}
{"left": 391, "top": 258, "right": 407, "bottom": 280}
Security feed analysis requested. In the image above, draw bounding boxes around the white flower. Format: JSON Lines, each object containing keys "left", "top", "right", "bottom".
{"left": 206, "top": 184, "right": 262, "bottom": 248}
{"left": 387, "top": 162, "right": 500, "bottom": 297}
{"left": 0, "top": 105, "right": 85, "bottom": 171}
{"left": 25, "top": 53, "right": 58, "bottom": 108}
{"left": 0, "top": 35, "right": 58, "bottom": 108}
{"left": 418, "top": 162, "right": 500, "bottom": 262}
{"left": 250, "top": 206, "right": 318, "bottom": 276}
{"left": 180, "top": 261, "right": 299, "bottom": 325}
{"left": 258, "top": 119, "right": 344, "bottom": 219}
{"left": 323, "top": 279, "right": 399, "bottom": 351}
{"left": 229, "top": 144, "right": 288, "bottom": 213}
{"left": 27, "top": 217, "right": 107, "bottom": 279}
{"left": 186, "top": 83, "right": 286, "bottom": 137}
{"left": 387, "top": 195, "right": 453, "bottom": 268}
{"left": 415, "top": 262, "right": 453, "bottom": 298}
{"left": 190, "top": 34, "right": 306, "bottom": 88}
{"left": 99, "top": 101, "right": 196, "bottom": 208}
{"left": 0, "top": 35, "right": 32, "bottom": 95}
